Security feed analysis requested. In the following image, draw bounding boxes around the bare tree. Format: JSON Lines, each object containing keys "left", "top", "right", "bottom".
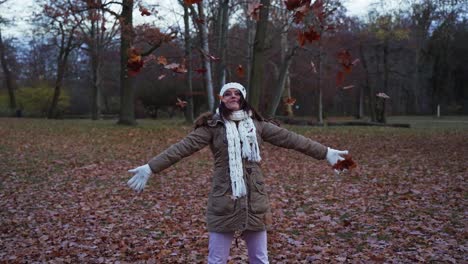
{"left": 0, "top": 28, "right": 17, "bottom": 116}
{"left": 249, "top": 0, "right": 271, "bottom": 111}
{"left": 0, "top": 0, "right": 17, "bottom": 116}
{"left": 37, "top": 0, "right": 84, "bottom": 119}
{"left": 187, "top": 1, "right": 215, "bottom": 112}
{"left": 75, "top": 0, "right": 119, "bottom": 120}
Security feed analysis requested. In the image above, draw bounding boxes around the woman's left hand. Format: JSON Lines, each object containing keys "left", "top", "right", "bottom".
{"left": 326, "top": 147, "right": 348, "bottom": 166}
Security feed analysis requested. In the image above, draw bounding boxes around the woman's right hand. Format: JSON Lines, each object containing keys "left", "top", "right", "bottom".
{"left": 127, "top": 164, "right": 152, "bottom": 192}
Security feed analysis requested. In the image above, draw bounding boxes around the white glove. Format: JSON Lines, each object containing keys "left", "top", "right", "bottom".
{"left": 127, "top": 164, "right": 152, "bottom": 192}
{"left": 326, "top": 147, "right": 348, "bottom": 166}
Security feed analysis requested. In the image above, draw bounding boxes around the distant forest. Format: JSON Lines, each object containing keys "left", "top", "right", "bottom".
{"left": 0, "top": 0, "right": 467, "bottom": 123}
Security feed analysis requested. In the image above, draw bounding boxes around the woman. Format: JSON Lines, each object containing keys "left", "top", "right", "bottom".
{"left": 128, "top": 82, "right": 348, "bottom": 263}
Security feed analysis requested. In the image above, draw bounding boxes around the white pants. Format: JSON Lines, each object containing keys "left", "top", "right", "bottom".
{"left": 208, "top": 230, "right": 269, "bottom": 264}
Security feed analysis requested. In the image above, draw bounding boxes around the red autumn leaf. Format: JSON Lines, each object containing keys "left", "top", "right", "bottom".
{"left": 283, "top": 97, "right": 297, "bottom": 106}
{"left": 332, "top": 154, "right": 357, "bottom": 171}
{"left": 195, "top": 68, "right": 207, "bottom": 74}
{"left": 184, "top": 0, "right": 202, "bottom": 5}
{"left": 336, "top": 71, "right": 344, "bottom": 86}
{"left": 176, "top": 98, "right": 188, "bottom": 108}
{"left": 248, "top": 3, "right": 263, "bottom": 21}
{"left": 127, "top": 48, "right": 144, "bottom": 76}
{"left": 311, "top": 0, "right": 325, "bottom": 22}
{"left": 337, "top": 49, "right": 354, "bottom": 73}
{"left": 284, "top": 0, "right": 303, "bottom": 10}
{"left": 236, "top": 65, "right": 245, "bottom": 78}
{"left": 195, "top": 18, "right": 205, "bottom": 24}
{"left": 293, "top": 3, "right": 310, "bottom": 23}
{"left": 157, "top": 56, "right": 168, "bottom": 66}
{"left": 325, "top": 24, "right": 336, "bottom": 31}
{"left": 297, "top": 27, "right": 320, "bottom": 46}
{"left": 139, "top": 5, "right": 151, "bottom": 16}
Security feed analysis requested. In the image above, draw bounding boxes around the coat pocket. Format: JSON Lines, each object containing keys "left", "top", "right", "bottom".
{"left": 208, "top": 185, "right": 235, "bottom": 216}
{"left": 249, "top": 181, "right": 269, "bottom": 214}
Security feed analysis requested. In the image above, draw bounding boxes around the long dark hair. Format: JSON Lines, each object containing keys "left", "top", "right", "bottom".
{"left": 218, "top": 95, "right": 264, "bottom": 121}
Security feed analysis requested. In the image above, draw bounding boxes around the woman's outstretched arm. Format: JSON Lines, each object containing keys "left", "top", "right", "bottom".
{"left": 127, "top": 126, "right": 212, "bottom": 192}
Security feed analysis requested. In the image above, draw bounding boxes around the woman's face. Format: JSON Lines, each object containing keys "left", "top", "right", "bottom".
{"left": 221, "top": 88, "right": 242, "bottom": 111}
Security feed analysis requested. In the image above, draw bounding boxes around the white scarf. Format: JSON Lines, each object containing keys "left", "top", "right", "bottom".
{"left": 224, "top": 110, "right": 261, "bottom": 198}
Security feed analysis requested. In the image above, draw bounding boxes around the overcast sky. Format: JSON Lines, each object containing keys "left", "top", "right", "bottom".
{"left": 0, "top": 0, "right": 374, "bottom": 39}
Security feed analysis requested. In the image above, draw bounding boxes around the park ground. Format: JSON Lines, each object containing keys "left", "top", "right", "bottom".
{"left": 0, "top": 117, "right": 466, "bottom": 263}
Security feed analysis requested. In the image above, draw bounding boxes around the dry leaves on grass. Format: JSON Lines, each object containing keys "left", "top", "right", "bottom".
{"left": 0, "top": 119, "right": 466, "bottom": 263}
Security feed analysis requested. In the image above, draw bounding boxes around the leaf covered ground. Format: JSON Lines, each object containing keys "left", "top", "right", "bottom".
{"left": 0, "top": 118, "right": 466, "bottom": 263}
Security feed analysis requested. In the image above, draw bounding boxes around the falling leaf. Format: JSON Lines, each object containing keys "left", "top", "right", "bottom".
{"left": 236, "top": 65, "right": 245, "bottom": 78}
{"left": 139, "top": 5, "right": 151, "bottom": 16}
{"left": 297, "top": 27, "right": 320, "bottom": 46}
{"left": 376, "top": 92, "right": 390, "bottom": 99}
{"left": 332, "top": 154, "right": 357, "bottom": 171}
{"left": 195, "top": 68, "right": 207, "bottom": 74}
{"left": 336, "top": 71, "right": 344, "bottom": 86}
{"left": 184, "top": 0, "right": 202, "bottom": 5}
{"left": 127, "top": 47, "right": 144, "bottom": 76}
{"left": 311, "top": 0, "right": 325, "bottom": 22}
{"left": 195, "top": 18, "right": 205, "bottom": 24}
{"left": 293, "top": 3, "right": 310, "bottom": 24}
{"left": 248, "top": 3, "right": 263, "bottom": 21}
{"left": 310, "top": 61, "right": 317, "bottom": 74}
{"left": 165, "top": 62, "right": 187, "bottom": 74}
{"left": 157, "top": 56, "right": 168, "bottom": 66}
{"left": 284, "top": 0, "right": 304, "bottom": 11}
{"left": 342, "top": 85, "right": 354, "bottom": 90}
{"left": 176, "top": 98, "right": 188, "bottom": 109}
{"left": 158, "top": 74, "right": 166, "bottom": 80}
{"left": 283, "top": 97, "right": 297, "bottom": 106}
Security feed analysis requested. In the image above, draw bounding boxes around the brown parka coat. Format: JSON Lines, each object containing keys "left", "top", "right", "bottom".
{"left": 148, "top": 112, "right": 328, "bottom": 233}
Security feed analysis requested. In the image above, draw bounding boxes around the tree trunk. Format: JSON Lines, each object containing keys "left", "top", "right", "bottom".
{"left": 317, "top": 40, "right": 323, "bottom": 124}
{"left": 117, "top": 0, "right": 136, "bottom": 125}
{"left": 245, "top": 5, "right": 255, "bottom": 86}
{"left": 0, "top": 28, "right": 16, "bottom": 115}
{"left": 380, "top": 40, "right": 389, "bottom": 123}
{"left": 215, "top": 0, "right": 229, "bottom": 88}
{"left": 359, "top": 41, "right": 376, "bottom": 122}
{"left": 183, "top": 3, "right": 194, "bottom": 122}
{"left": 266, "top": 47, "right": 297, "bottom": 117}
{"left": 248, "top": 0, "right": 270, "bottom": 111}
{"left": 48, "top": 53, "right": 68, "bottom": 119}
{"left": 197, "top": 2, "right": 215, "bottom": 112}
{"left": 48, "top": 24, "right": 76, "bottom": 119}
{"left": 358, "top": 85, "right": 364, "bottom": 119}
{"left": 89, "top": 15, "right": 102, "bottom": 120}
{"left": 283, "top": 72, "right": 293, "bottom": 117}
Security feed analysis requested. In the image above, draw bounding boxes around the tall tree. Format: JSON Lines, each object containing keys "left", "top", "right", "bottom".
{"left": 0, "top": 28, "right": 16, "bottom": 116}
{"left": 182, "top": 1, "right": 194, "bottom": 122}
{"left": 215, "top": 0, "right": 229, "bottom": 88}
{"left": 0, "top": 0, "right": 17, "bottom": 116}
{"left": 38, "top": 0, "right": 84, "bottom": 119}
{"left": 97, "top": 0, "right": 174, "bottom": 125}
{"left": 187, "top": 1, "right": 215, "bottom": 112}
{"left": 76, "top": 0, "right": 119, "bottom": 120}
{"left": 248, "top": 0, "right": 271, "bottom": 111}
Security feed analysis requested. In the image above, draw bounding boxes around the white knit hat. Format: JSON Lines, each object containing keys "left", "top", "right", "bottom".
{"left": 219, "top": 82, "right": 247, "bottom": 99}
